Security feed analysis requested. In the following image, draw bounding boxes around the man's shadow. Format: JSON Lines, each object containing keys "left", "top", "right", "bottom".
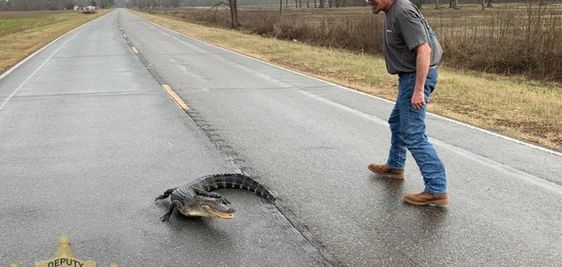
{"left": 369, "top": 172, "right": 448, "bottom": 233}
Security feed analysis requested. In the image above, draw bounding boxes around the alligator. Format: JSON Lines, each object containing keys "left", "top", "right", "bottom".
{"left": 155, "top": 173, "right": 275, "bottom": 221}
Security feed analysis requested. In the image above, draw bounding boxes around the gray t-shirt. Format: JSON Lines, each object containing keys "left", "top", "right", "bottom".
{"left": 383, "top": 0, "right": 443, "bottom": 74}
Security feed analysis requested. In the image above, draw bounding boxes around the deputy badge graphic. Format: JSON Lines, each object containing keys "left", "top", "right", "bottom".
{"left": 11, "top": 236, "right": 118, "bottom": 267}
{"left": 35, "top": 236, "right": 97, "bottom": 267}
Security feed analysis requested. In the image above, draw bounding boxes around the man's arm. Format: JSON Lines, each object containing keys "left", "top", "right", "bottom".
{"left": 412, "top": 42, "right": 431, "bottom": 110}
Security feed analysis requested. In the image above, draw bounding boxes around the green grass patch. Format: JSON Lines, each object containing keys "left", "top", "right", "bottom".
{"left": 0, "top": 11, "right": 67, "bottom": 37}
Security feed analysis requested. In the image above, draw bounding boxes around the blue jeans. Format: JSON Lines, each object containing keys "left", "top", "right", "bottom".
{"left": 386, "top": 68, "right": 447, "bottom": 194}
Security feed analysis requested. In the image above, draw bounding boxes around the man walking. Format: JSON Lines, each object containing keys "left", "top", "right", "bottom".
{"left": 366, "top": 0, "right": 448, "bottom": 206}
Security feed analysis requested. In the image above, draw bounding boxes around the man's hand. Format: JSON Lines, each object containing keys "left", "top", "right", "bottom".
{"left": 413, "top": 43, "right": 431, "bottom": 110}
{"left": 411, "top": 89, "right": 425, "bottom": 109}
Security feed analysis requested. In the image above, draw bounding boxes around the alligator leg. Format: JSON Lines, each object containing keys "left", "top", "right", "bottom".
{"left": 155, "top": 187, "right": 177, "bottom": 201}
{"left": 193, "top": 188, "right": 231, "bottom": 204}
{"left": 160, "top": 202, "right": 176, "bottom": 222}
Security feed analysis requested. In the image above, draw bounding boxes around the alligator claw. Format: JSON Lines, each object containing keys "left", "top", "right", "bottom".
{"left": 160, "top": 215, "right": 170, "bottom": 222}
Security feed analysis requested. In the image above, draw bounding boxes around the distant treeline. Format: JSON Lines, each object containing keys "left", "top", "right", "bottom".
{"left": 179, "top": 0, "right": 365, "bottom": 7}
{"left": 133, "top": 0, "right": 559, "bottom": 8}
{"left": 0, "top": 0, "right": 114, "bottom": 10}
{"left": 3, "top": 0, "right": 555, "bottom": 10}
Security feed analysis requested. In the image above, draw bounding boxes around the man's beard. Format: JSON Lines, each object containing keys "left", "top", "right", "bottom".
{"left": 371, "top": 4, "right": 383, "bottom": 14}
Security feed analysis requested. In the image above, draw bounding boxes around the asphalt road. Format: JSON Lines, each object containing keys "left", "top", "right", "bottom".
{"left": 1, "top": 9, "right": 561, "bottom": 266}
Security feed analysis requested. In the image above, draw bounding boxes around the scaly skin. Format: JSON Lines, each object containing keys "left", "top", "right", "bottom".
{"left": 155, "top": 173, "right": 275, "bottom": 221}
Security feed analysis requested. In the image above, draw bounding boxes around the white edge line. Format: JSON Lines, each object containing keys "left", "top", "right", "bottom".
{"left": 299, "top": 90, "right": 562, "bottom": 195}
{"left": 0, "top": 12, "right": 109, "bottom": 81}
{"left": 131, "top": 11, "right": 562, "bottom": 158}
{"left": 0, "top": 32, "right": 81, "bottom": 111}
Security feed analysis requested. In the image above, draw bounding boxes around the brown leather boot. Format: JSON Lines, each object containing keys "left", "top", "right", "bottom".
{"left": 368, "top": 163, "right": 405, "bottom": 180}
{"left": 403, "top": 192, "right": 448, "bottom": 206}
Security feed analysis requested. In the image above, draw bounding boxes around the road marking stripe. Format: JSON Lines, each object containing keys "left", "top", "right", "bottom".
{"left": 298, "top": 89, "right": 562, "bottom": 195}
{"left": 0, "top": 31, "right": 81, "bottom": 112}
{"left": 133, "top": 12, "right": 561, "bottom": 157}
{"left": 162, "top": 84, "right": 190, "bottom": 111}
{"left": 0, "top": 14, "right": 105, "bottom": 81}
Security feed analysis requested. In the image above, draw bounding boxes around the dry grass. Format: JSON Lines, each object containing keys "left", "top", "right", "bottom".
{"left": 157, "top": 3, "right": 562, "bottom": 82}
{"left": 0, "top": 10, "right": 107, "bottom": 73}
{"left": 134, "top": 10, "right": 562, "bottom": 151}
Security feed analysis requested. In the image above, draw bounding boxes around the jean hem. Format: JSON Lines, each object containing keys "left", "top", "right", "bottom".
{"left": 424, "top": 188, "right": 447, "bottom": 194}
{"left": 385, "top": 162, "right": 404, "bottom": 171}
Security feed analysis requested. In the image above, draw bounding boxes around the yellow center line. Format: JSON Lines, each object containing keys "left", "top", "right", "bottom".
{"left": 162, "top": 84, "right": 190, "bottom": 111}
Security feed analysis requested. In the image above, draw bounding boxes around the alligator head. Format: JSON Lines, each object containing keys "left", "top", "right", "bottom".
{"left": 179, "top": 196, "right": 236, "bottom": 219}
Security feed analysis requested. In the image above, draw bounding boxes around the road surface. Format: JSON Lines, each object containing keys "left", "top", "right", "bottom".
{"left": 1, "top": 9, "right": 560, "bottom": 266}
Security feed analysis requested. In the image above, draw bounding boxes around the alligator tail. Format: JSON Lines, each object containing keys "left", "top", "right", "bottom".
{"left": 195, "top": 173, "right": 275, "bottom": 202}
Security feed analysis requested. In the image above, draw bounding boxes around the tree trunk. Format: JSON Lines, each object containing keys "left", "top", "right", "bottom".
{"left": 279, "top": 0, "right": 282, "bottom": 14}
{"left": 487, "top": 0, "right": 493, "bottom": 8}
{"left": 435, "top": 0, "right": 439, "bottom": 9}
{"left": 228, "top": 0, "right": 239, "bottom": 29}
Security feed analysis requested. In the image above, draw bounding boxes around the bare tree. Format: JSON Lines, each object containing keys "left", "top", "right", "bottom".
{"left": 228, "top": 0, "right": 239, "bottom": 28}
{"left": 449, "top": 0, "right": 459, "bottom": 9}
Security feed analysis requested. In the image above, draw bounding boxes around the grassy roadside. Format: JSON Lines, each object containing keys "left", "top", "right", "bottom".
{"left": 0, "top": 10, "right": 108, "bottom": 74}
{"left": 134, "top": 11, "right": 562, "bottom": 152}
